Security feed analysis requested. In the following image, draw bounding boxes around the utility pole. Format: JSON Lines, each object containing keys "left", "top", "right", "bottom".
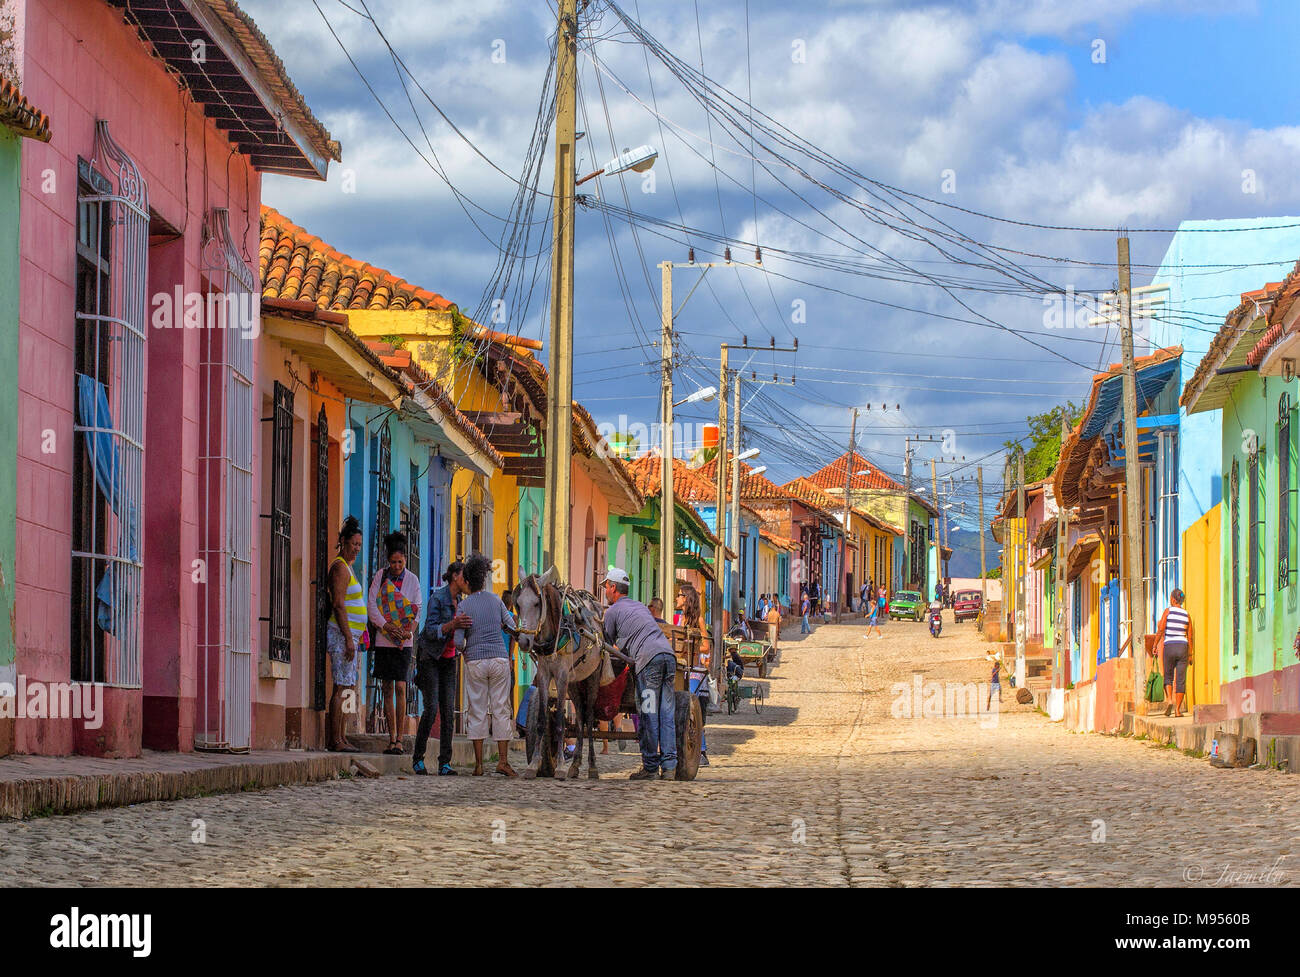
{"left": 658, "top": 261, "right": 675, "bottom": 615}
{"left": 729, "top": 371, "right": 742, "bottom": 624}
{"left": 712, "top": 349, "right": 729, "bottom": 672}
{"left": 930, "top": 458, "right": 939, "bottom": 601}
{"left": 1054, "top": 416, "right": 1068, "bottom": 692}
{"left": 902, "top": 443, "right": 913, "bottom": 591}
{"left": 1118, "top": 235, "right": 1146, "bottom": 708}
{"left": 977, "top": 467, "right": 987, "bottom": 628}
{"left": 542, "top": 0, "right": 577, "bottom": 581}
{"left": 835, "top": 408, "right": 858, "bottom": 622}
{"left": 1015, "top": 449, "right": 1027, "bottom": 689}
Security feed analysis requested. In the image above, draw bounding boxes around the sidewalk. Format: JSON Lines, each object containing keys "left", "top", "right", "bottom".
{"left": 0, "top": 735, "right": 518, "bottom": 819}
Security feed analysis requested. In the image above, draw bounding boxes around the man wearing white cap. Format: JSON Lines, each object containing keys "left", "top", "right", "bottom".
{"left": 600, "top": 566, "right": 678, "bottom": 780}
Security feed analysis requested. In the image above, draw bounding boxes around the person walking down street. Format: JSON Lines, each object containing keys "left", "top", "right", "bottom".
{"left": 601, "top": 566, "right": 677, "bottom": 780}
{"left": 878, "top": 586, "right": 888, "bottom": 622}
{"left": 864, "top": 590, "right": 883, "bottom": 640}
{"left": 457, "top": 553, "right": 518, "bottom": 777}
{"left": 326, "top": 516, "right": 366, "bottom": 753}
{"left": 367, "top": 531, "right": 421, "bottom": 755}
{"left": 412, "top": 561, "right": 469, "bottom": 776}
{"left": 986, "top": 651, "right": 1004, "bottom": 710}
{"left": 1155, "top": 588, "right": 1194, "bottom": 718}
{"left": 800, "top": 593, "right": 812, "bottom": 634}
{"left": 766, "top": 597, "right": 781, "bottom": 650}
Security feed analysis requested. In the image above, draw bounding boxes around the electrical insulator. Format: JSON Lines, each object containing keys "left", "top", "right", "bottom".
{"left": 724, "top": 247, "right": 732, "bottom": 262}
{"left": 688, "top": 247, "right": 695, "bottom": 263}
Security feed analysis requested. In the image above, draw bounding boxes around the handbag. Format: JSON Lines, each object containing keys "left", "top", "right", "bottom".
{"left": 1145, "top": 669, "right": 1165, "bottom": 703}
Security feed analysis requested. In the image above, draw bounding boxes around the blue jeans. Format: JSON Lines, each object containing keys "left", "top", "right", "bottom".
{"left": 635, "top": 653, "right": 676, "bottom": 772}
{"left": 801, "top": 613, "right": 811, "bottom": 633}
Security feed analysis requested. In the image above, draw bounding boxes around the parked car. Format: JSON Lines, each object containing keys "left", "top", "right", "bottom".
{"left": 953, "top": 590, "right": 983, "bottom": 623}
{"left": 890, "top": 590, "right": 925, "bottom": 622}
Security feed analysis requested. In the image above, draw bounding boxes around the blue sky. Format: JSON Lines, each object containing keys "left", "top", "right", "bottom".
{"left": 242, "top": 0, "right": 1300, "bottom": 526}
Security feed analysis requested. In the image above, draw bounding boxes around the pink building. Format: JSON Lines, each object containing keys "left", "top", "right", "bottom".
{"left": 7, "top": 0, "right": 337, "bottom": 757}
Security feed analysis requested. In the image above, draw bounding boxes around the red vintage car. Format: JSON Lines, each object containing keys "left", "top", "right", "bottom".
{"left": 953, "top": 590, "right": 983, "bottom": 623}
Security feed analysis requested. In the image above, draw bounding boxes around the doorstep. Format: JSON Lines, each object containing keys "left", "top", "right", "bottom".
{"left": 1122, "top": 710, "right": 1300, "bottom": 771}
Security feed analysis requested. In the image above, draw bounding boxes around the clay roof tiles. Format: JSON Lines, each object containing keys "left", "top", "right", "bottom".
{"left": 807, "top": 451, "right": 904, "bottom": 493}
{"left": 0, "top": 75, "right": 51, "bottom": 141}
{"left": 260, "top": 206, "right": 456, "bottom": 312}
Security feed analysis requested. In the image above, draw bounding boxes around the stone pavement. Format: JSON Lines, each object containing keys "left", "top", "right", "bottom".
{"left": 1, "top": 613, "right": 1296, "bottom": 886}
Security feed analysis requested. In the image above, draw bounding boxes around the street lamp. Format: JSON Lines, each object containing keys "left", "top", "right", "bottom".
{"left": 673, "top": 385, "right": 716, "bottom": 408}
{"left": 735, "top": 447, "right": 760, "bottom": 463}
{"left": 576, "top": 144, "right": 659, "bottom": 185}
{"left": 748, "top": 465, "right": 767, "bottom": 477}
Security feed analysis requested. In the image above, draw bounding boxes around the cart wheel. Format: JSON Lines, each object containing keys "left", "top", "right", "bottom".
{"left": 674, "top": 690, "right": 702, "bottom": 781}
{"left": 754, "top": 685, "right": 764, "bottom": 714}
{"left": 524, "top": 688, "right": 558, "bottom": 776}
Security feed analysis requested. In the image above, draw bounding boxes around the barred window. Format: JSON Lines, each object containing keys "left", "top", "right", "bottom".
{"left": 1230, "top": 459, "right": 1240, "bottom": 655}
{"left": 1280, "top": 394, "right": 1297, "bottom": 590}
{"left": 71, "top": 122, "right": 147, "bottom": 688}
{"left": 1248, "top": 446, "right": 1263, "bottom": 610}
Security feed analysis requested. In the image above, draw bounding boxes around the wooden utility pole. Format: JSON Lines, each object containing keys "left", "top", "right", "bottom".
{"left": 729, "top": 371, "right": 742, "bottom": 622}
{"left": 543, "top": 0, "right": 578, "bottom": 580}
{"left": 1118, "top": 235, "right": 1147, "bottom": 707}
{"left": 930, "top": 458, "right": 939, "bottom": 601}
{"left": 835, "top": 409, "right": 858, "bottom": 622}
{"left": 1015, "top": 449, "right": 1027, "bottom": 689}
{"left": 713, "top": 348, "right": 729, "bottom": 666}
{"left": 1054, "top": 416, "right": 1069, "bottom": 691}
{"left": 658, "top": 261, "right": 675, "bottom": 614}
{"left": 977, "top": 466, "right": 987, "bottom": 627}
{"left": 902, "top": 442, "right": 913, "bottom": 590}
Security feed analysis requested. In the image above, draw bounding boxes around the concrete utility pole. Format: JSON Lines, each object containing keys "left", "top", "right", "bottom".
{"left": 658, "top": 261, "right": 675, "bottom": 614}
{"left": 542, "top": 0, "right": 577, "bottom": 581}
{"left": 835, "top": 408, "right": 858, "bottom": 622}
{"left": 712, "top": 349, "right": 729, "bottom": 667}
{"left": 1015, "top": 448, "right": 1027, "bottom": 689}
{"left": 977, "top": 466, "right": 987, "bottom": 628}
{"left": 1054, "top": 416, "right": 1069, "bottom": 691}
{"left": 1118, "top": 236, "right": 1146, "bottom": 706}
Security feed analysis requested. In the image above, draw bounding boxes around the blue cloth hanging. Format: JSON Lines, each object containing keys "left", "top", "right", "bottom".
{"left": 76, "top": 373, "right": 138, "bottom": 635}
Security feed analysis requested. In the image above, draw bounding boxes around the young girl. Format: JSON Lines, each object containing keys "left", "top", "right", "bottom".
{"left": 864, "top": 591, "right": 883, "bottom": 640}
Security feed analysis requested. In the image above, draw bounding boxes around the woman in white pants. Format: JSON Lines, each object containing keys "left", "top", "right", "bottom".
{"left": 456, "top": 553, "right": 519, "bottom": 776}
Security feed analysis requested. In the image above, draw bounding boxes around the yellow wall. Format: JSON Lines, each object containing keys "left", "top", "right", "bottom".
{"left": 1182, "top": 503, "right": 1222, "bottom": 709}
{"left": 346, "top": 311, "right": 519, "bottom": 585}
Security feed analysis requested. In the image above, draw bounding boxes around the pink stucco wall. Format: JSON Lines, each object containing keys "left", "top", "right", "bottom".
{"left": 14, "top": 0, "right": 262, "bottom": 755}
{"left": 570, "top": 464, "right": 611, "bottom": 595}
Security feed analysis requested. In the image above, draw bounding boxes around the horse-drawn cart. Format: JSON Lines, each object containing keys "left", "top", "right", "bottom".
{"left": 516, "top": 572, "right": 704, "bottom": 781}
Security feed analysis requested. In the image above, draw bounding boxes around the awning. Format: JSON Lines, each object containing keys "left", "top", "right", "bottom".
{"left": 1079, "top": 355, "right": 1181, "bottom": 439}
{"left": 1066, "top": 535, "right": 1101, "bottom": 582}
{"left": 263, "top": 311, "right": 403, "bottom": 408}
{"left": 1031, "top": 551, "right": 1054, "bottom": 572}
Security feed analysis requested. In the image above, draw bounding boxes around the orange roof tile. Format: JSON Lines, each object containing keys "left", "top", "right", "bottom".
{"left": 260, "top": 206, "right": 456, "bottom": 312}
{"left": 0, "top": 75, "right": 51, "bottom": 141}
{"left": 807, "top": 451, "right": 904, "bottom": 493}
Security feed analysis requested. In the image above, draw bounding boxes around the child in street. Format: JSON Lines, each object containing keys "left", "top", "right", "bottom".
{"left": 986, "top": 651, "right": 1004, "bottom": 710}
{"left": 864, "top": 593, "right": 883, "bottom": 640}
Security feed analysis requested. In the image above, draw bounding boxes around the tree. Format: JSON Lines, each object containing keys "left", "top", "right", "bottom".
{"left": 1004, "top": 400, "right": 1084, "bottom": 484}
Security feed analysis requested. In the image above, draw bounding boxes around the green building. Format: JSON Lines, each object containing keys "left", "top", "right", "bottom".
{"left": 0, "top": 78, "right": 51, "bottom": 709}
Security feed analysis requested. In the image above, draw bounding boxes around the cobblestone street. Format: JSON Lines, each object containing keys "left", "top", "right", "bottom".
{"left": 1, "top": 616, "right": 1296, "bottom": 887}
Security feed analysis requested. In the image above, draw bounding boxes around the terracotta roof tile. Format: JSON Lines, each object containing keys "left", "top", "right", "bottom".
{"left": 260, "top": 206, "right": 456, "bottom": 312}
{"left": 807, "top": 451, "right": 904, "bottom": 493}
{"left": 0, "top": 75, "right": 51, "bottom": 141}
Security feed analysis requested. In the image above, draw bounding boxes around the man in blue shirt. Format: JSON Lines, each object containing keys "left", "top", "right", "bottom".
{"left": 601, "top": 566, "right": 677, "bottom": 780}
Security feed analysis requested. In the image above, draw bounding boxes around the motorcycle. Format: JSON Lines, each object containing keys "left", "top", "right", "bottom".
{"left": 928, "top": 603, "right": 943, "bottom": 638}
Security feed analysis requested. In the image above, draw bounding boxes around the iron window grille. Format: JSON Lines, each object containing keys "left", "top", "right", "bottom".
{"left": 1230, "top": 459, "right": 1240, "bottom": 656}
{"left": 401, "top": 481, "right": 422, "bottom": 719}
{"left": 71, "top": 122, "right": 147, "bottom": 689}
{"left": 1248, "top": 446, "right": 1262, "bottom": 610}
{"left": 1280, "top": 394, "right": 1297, "bottom": 590}
{"left": 313, "top": 406, "right": 330, "bottom": 712}
{"left": 265, "top": 381, "right": 294, "bottom": 665}
{"left": 197, "top": 207, "right": 257, "bottom": 749}
{"left": 371, "top": 421, "right": 392, "bottom": 576}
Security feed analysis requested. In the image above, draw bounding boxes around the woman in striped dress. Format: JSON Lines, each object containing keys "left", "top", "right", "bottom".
{"left": 327, "top": 516, "right": 368, "bottom": 752}
{"left": 1155, "top": 589, "right": 1194, "bottom": 718}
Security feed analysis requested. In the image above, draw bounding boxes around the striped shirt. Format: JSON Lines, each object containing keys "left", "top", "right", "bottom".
{"left": 327, "top": 557, "right": 368, "bottom": 642}
{"left": 1164, "top": 606, "right": 1190, "bottom": 644}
